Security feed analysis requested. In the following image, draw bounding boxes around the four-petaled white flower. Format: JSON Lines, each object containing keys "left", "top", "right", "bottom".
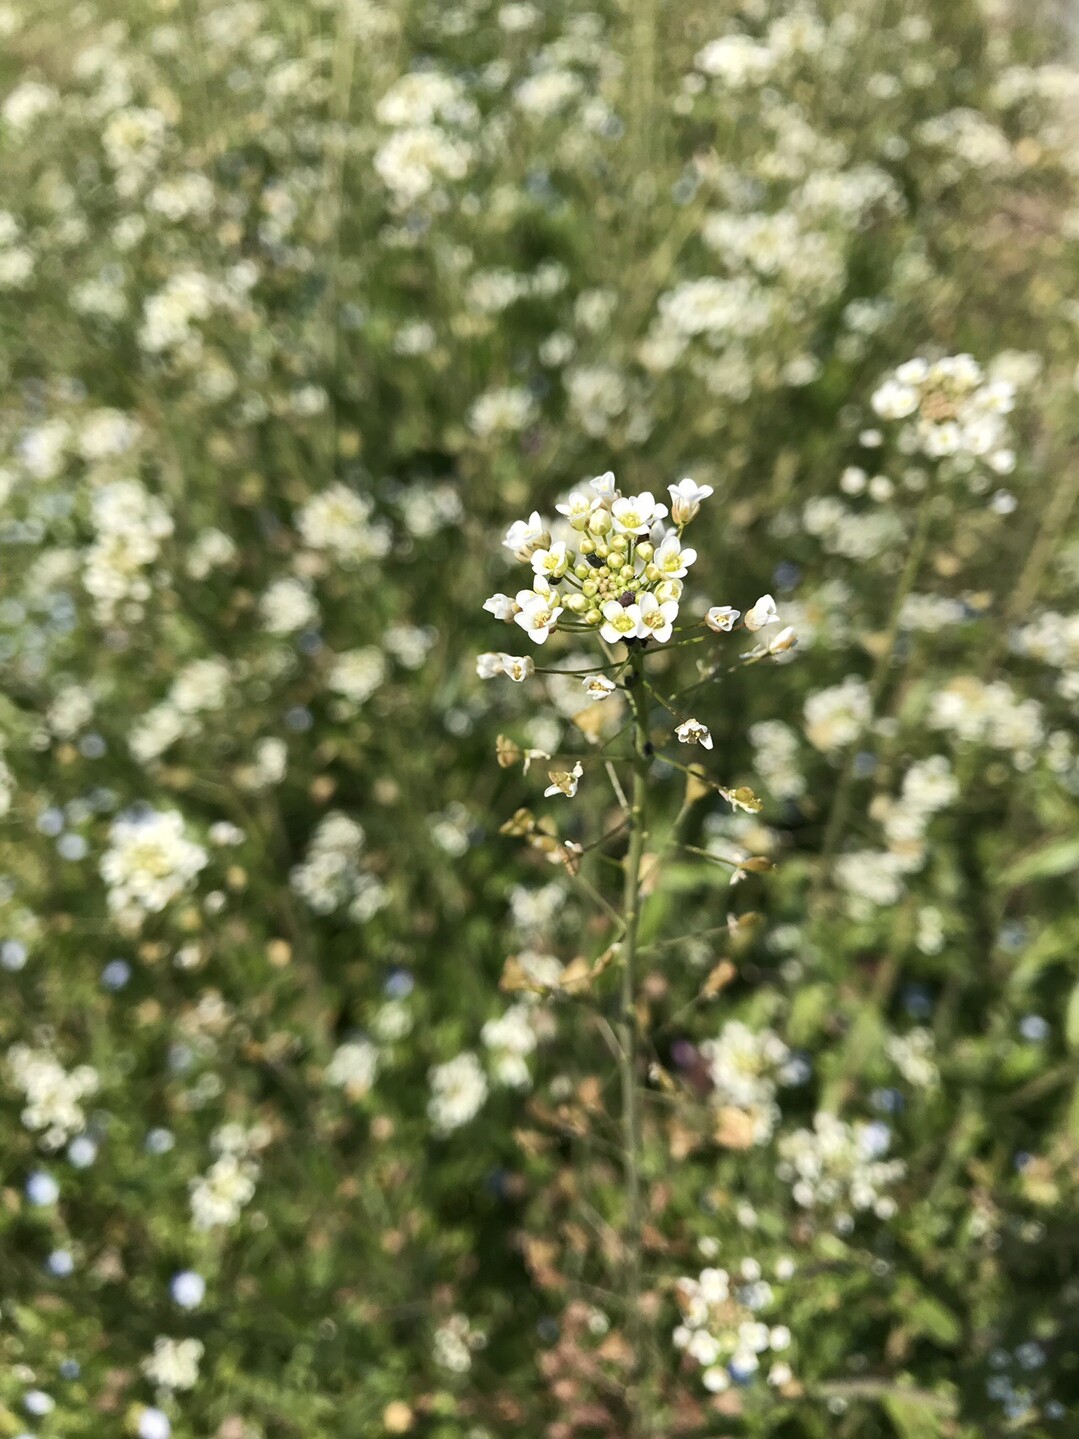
{"left": 531, "top": 541, "right": 570, "bottom": 580}
{"left": 589, "top": 470, "right": 617, "bottom": 502}
{"left": 654, "top": 534, "right": 696, "bottom": 580}
{"left": 513, "top": 593, "right": 563, "bottom": 644}
{"left": 476, "top": 652, "right": 505, "bottom": 678}
{"left": 582, "top": 674, "right": 617, "bottom": 700}
{"left": 483, "top": 592, "right": 516, "bottom": 621}
{"left": 744, "top": 594, "right": 779, "bottom": 632}
{"left": 503, "top": 511, "right": 550, "bottom": 558}
{"left": 555, "top": 490, "right": 598, "bottom": 525}
{"left": 600, "top": 598, "right": 642, "bottom": 644}
{"left": 611, "top": 491, "right": 667, "bottom": 535}
{"left": 499, "top": 654, "right": 536, "bottom": 681}
{"left": 705, "top": 605, "right": 740, "bottom": 632}
{"left": 676, "top": 718, "right": 713, "bottom": 749}
{"left": 544, "top": 761, "right": 583, "bottom": 798}
{"left": 636, "top": 592, "right": 678, "bottom": 643}
{"left": 668, "top": 477, "right": 714, "bottom": 526}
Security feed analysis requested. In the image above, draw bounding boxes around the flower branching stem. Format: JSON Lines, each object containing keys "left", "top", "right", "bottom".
{"left": 619, "top": 647, "right": 653, "bottom": 1436}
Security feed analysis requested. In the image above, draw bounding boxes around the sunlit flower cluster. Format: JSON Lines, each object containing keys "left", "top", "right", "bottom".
{"left": 778, "top": 1113, "right": 905, "bottom": 1224}
{"left": 871, "top": 355, "right": 1016, "bottom": 473}
{"left": 484, "top": 473, "right": 713, "bottom": 647}
{"left": 674, "top": 1255, "right": 795, "bottom": 1394}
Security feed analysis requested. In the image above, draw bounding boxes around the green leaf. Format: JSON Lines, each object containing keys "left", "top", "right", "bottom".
{"left": 882, "top": 1393, "right": 947, "bottom": 1439}
{"left": 1003, "top": 837, "right": 1079, "bottom": 887}
{"left": 787, "top": 983, "right": 835, "bottom": 1046}
{"left": 907, "top": 1292, "right": 962, "bottom": 1346}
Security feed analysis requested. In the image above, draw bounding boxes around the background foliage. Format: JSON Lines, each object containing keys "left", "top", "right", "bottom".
{"left": 1, "top": 0, "right": 1078, "bottom": 1435}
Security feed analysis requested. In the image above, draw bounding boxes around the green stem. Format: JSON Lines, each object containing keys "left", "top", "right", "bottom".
{"left": 620, "top": 648, "right": 651, "bottom": 1436}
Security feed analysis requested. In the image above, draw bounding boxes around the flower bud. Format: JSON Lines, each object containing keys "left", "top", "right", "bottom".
{"left": 768, "top": 626, "right": 798, "bottom": 653}
{"left": 585, "top": 607, "right": 603, "bottom": 625}
{"left": 564, "top": 591, "right": 588, "bottom": 613}
{"left": 610, "top": 534, "right": 629, "bottom": 555}
{"left": 594, "top": 543, "right": 609, "bottom": 560}
{"left": 579, "top": 537, "right": 595, "bottom": 556}
{"left": 582, "top": 580, "right": 598, "bottom": 598}
{"left": 574, "top": 563, "right": 590, "bottom": 580}
{"left": 636, "top": 540, "right": 654, "bottom": 562}
{"left": 644, "top": 563, "right": 661, "bottom": 583}
{"left": 588, "top": 509, "right": 613, "bottom": 536}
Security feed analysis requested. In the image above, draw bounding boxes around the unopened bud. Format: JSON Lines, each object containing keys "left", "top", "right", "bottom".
{"left": 768, "top": 626, "right": 798, "bottom": 653}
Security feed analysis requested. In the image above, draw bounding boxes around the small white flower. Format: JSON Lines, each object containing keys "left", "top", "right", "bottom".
{"left": 555, "top": 490, "right": 598, "bottom": 525}
{"left": 654, "top": 534, "right": 697, "bottom": 579}
{"left": 744, "top": 594, "right": 779, "bottom": 631}
{"left": 476, "top": 652, "right": 505, "bottom": 679}
{"left": 636, "top": 592, "right": 679, "bottom": 643}
{"left": 768, "top": 626, "right": 798, "bottom": 654}
{"left": 499, "top": 654, "right": 535, "bottom": 682}
{"left": 600, "top": 598, "right": 642, "bottom": 644}
{"left": 582, "top": 674, "right": 617, "bottom": 700}
{"left": 544, "top": 761, "right": 583, "bottom": 798}
{"left": 871, "top": 378, "right": 919, "bottom": 420}
{"left": 483, "top": 592, "right": 517, "bottom": 621}
{"left": 668, "top": 477, "right": 714, "bottom": 525}
{"left": 589, "top": 469, "right": 617, "bottom": 502}
{"left": 513, "top": 594, "right": 563, "bottom": 644}
{"left": 530, "top": 541, "right": 570, "bottom": 580}
{"left": 676, "top": 718, "right": 713, "bottom": 749}
{"left": 503, "top": 511, "right": 549, "bottom": 558}
{"left": 705, "top": 605, "right": 740, "bottom": 632}
{"left": 611, "top": 491, "right": 667, "bottom": 535}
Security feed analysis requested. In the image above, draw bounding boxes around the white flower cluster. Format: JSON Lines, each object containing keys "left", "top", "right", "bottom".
{"left": 83, "top": 479, "right": 174, "bottom": 625}
{"left": 373, "top": 70, "right": 477, "bottom": 206}
{"left": 325, "top": 1037, "right": 380, "bottom": 1098}
{"left": 749, "top": 720, "right": 806, "bottom": 801}
{"left": 886, "top": 1028, "right": 940, "bottom": 1089}
{"left": 836, "top": 754, "right": 961, "bottom": 914}
{"left": 699, "top": 1020, "right": 793, "bottom": 1145}
{"left": 296, "top": 483, "right": 391, "bottom": 565}
{"left": 142, "top": 1337, "right": 204, "bottom": 1392}
{"left": 129, "top": 657, "right": 232, "bottom": 763}
{"left": 777, "top": 1113, "right": 905, "bottom": 1222}
{"left": 327, "top": 647, "right": 388, "bottom": 708}
{"left": 803, "top": 675, "right": 871, "bottom": 752}
{"left": 290, "top": 812, "right": 387, "bottom": 922}
{"left": 484, "top": 473, "right": 713, "bottom": 647}
{"left": 876, "top": 755, "right": 959, "bottom": 858}
{"left": 100, "top": 809, "right": 208, "bottom": 923}
{"left": 8, "top": 1045, "right": 99, "bottom": 1150}
{"left": 1011, "top": 610, "right": 1079, "bottom": 698}
{"left": 928, "top": 676, "right": 1045, "bottom": 767}
{"left": 871, "top": 355, "right": 1016, "bottom": 473}
{"left": 428, "top": 1051, "right": 488, "bottom": 1135}
{"left": 432, "top": 1312, "right": 486, "bottom": 1373}
{"left": 481, "top": 1002, "right": 541, "bottom": 1089}
{"left": 674, "top": 1257, "right": 794, "bottom": 1394}
{"left": 189, "top": 1125, "right": 267, "bottom": 1230}
{"left": 259, "top": 576, "right": 320, "bottom": 635}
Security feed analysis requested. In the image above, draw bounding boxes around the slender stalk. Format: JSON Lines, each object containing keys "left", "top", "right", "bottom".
{"left": 619, "top": 648, "right": 651, "bottom": 1436}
